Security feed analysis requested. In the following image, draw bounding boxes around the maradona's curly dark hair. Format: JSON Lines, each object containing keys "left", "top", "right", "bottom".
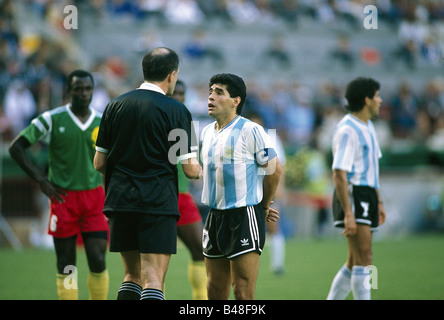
{"left": 209, "top": 73, "right": 247, "bottom": 115}
{"left": 344, "top": 77, "right": 380, "bottom": 112}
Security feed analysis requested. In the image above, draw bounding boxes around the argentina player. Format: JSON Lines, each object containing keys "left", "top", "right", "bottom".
{"left": 200, "top": 73, "right": 281, "bottom": 300}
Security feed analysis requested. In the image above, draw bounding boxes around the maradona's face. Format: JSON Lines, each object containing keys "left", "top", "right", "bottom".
{"left": 208, "top": 84, "right": 239, "bottom": 120}
{"left": 368, "top": 90, "right": 382, "bottom": 116}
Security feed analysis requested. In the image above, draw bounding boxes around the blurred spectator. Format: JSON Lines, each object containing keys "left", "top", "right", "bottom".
{"left": 196, "top": 0, "right": 233, "bottom": 25}
{"left": 90, "top": 72, "right": 111, "bottom": 113}
{"left": 391, "top": 9, "right": 428, "bottom": 70}
{"left": 260, "top": 33, "right": 292, "bottom": 69}
{"left": 3, "top": 77, "right": 36, "bottom": 137}
{"left": 420, "top": 34, "right": 443, "bottom": 66}
{"left": 285, "top": 85, "right": 316, "bottom": 147}
{"left": 165, "top": 0, "right": 205, "bottom": 24}
{"left": 226, "top": 0, "right": 261, "bottom": 24}
{"left": 327, "top": 33, "right": 356, "bottom": 69}
{"left": 182, "top": 29, "right": 224, "bottom": 67}
{"left": 134, "top": 30, "right": 165, "bottom": 54}
{"left": 106, "top": 0, "right": 141, "bottom": 19}
{"left": 137, "top": 0, "right": 167, "bottom": 24}
{"left": 271, "top": 0, "right": 299, "bottom": 27}
{"left": 389, "top": 82, "right": 419, "bottom": 139}
{"left": 254, "top": 0, "right": 278, "bottom": 25}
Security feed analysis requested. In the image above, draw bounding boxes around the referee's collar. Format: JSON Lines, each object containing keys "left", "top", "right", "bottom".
{"left": 138, "top": 82, "right": 165, "bottom": 95}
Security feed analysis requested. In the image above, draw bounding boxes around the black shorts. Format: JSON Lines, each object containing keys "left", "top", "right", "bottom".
{"left": 333, "top": 185, "right": 379, "bottom": 230}
{"left": 202, "top": 205, "right": 266, "bottom": 259}
{"left": 108, "top": 212, "right": 177, "bottom": 254}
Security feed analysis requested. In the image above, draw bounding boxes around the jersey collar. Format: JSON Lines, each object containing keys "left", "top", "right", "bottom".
{"left": 138, "top": 82, "right": 165, "bottom": 95}
{"left": 66, "top": 104, "right": 96, "bottom": 131}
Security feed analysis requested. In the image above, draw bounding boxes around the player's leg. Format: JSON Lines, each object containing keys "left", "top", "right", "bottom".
{"left": 205, "top": 257, "right": 231, "bottom": 300}
{"left": 178, "top": 222, "right": 207, "bottom": 299}
{"left": 138, "top": 214, "right": 177, "bottom": 300}
{"left": 230, "top": 252, "right": 260, "bottom": 300}
{"left": 118, "top": 250, "right": 142, "bottom": 300}
{"left": 266, "top": 220, "right": 285, "bottom": 274}
{"left": 327, "top": 191, "right": 353, "bottom": 300}
{"left": 140, "top": 253, "right": 171, "bottom": 300}
{"left": 82, "top": 231, "right": 109, "bottom": 300}
{"left": 326, "top": 263, "right": 351, "bottom": 300}
{"left": 346, "top": 224, "right": 373, "bottom": 300}
{"left": 53, "top": 235, "right": 78, "bottom": 300}
{"left": 108, "top": 212, "right": 143, "bottom": 300}
{"left": 178, "top": 221, "right": 204, "bottom": 261}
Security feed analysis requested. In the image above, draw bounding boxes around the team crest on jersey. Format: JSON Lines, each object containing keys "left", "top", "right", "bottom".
{"left": 224, "top": 146, "right": 234, "bottom": 159}
{"left": 202, "top": 229, "right": 209, "bottom": 249}
{"left": 91, "top": 126, "right": 99, "bottom": 147}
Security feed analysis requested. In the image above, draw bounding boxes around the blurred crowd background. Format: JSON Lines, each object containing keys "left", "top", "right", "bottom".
{"left": 1, "top": 0, "right": 444, "bottom": 246}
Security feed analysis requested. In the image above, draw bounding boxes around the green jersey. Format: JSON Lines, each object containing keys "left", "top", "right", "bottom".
{"left": 20, "top": 104, "right": 102, "bottom": 190}
{"left": 177, "top": 163, "right": 189, "bottom": 193}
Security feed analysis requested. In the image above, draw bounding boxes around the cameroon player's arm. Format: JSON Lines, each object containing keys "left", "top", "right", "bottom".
{"left": 9, "top": 135, "right": 66, "bottom": 203}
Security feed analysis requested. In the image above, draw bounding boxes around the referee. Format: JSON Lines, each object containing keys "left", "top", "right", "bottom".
{"left": 327, "top": 77, "right": 387, "bottom": 300}
{"left": 94, "top": 47, "right": 201, "bottom": 300}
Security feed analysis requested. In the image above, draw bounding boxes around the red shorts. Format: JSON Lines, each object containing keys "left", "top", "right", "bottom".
{"left": 48, "top": 186, "right": 108, "bottom": 238}
{"left": 177, "top": 193, "right": 202, "bottom": 226}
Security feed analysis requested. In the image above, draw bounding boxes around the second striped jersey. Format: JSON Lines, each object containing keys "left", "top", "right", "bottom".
{"left": 332, "top": 113, "right": 382, "bottom": 189}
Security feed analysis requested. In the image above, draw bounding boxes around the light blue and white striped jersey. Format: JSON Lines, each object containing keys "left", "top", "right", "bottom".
{"left": 332, "top": 114, "right": 382, "bottom": 188}
{"left": 200, "top": 116, "right": 277, "bottom": 209}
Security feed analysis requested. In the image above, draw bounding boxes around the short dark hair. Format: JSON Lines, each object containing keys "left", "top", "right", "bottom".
{"left": 344, "top": 77, "right": 380, "bottom": 112}
{"left": 209, "top": 73, "right": 247, "bottom": 115}
{"left": 142, "top": 47, "right": 179, "bottom": 82}
{"left": 67, "top": 70, "right": 94, "bottom": 90}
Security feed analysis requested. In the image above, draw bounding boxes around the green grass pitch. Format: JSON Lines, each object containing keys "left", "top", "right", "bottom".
{"left": 0, "top": 234, "right": 443, "bottom": 300}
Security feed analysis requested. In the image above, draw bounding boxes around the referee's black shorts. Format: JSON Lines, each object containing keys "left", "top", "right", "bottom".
{"left": 108, "top": 212, "right": 178, "bottom": 254}
{"left": 202, "top": 204, "right": 266, "bottom": 259}
{"left": 332, "top": 185, "right": 379, "bottom": 231}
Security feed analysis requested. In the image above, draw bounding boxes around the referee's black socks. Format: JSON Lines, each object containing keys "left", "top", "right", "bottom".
{"left": 117, "top": 281, "right": 142, "bottom": 300}
{"left": 141, "top": 288, "right": 165, "bottom": 300}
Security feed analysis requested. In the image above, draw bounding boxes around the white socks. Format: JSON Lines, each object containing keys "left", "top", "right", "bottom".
{"left": 327, "top": 264, "right": 351, "bottom": 300}
{"left": 327, "top": 265, "right": 371, "bottom": 300}
{"left": 269, "top": 232, "right": 285, "bottom": 274}
{"left": 351, "top": 266, "right": 371, "bottom": 300}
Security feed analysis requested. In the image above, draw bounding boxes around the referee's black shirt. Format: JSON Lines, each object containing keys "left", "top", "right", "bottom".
{"left": 96, "top": 85, "right": 196, "bottom": 217}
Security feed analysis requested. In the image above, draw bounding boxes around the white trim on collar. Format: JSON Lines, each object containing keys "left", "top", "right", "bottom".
{"left": 138, "top": 82, "right": 165, "bottom": 95}
{"left": 66, "top": 104, "right": 96, "bottom": 131}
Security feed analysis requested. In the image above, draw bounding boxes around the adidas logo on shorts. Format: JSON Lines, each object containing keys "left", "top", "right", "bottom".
{"left": 241, "top": 238, "right": 249, "bottom": 246}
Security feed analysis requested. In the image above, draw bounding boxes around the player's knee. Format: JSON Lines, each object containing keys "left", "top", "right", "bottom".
{"left": 88, "top": 255, "right": 106, "bottom": 273}
{"left": 357, "top": 247, "right": 372, "bottom": 266}
{"left": 207, "top": 279, "right": 229, "bottom": 300}
{"left": 232, "top": 282, "right": 254, "bottom": 300}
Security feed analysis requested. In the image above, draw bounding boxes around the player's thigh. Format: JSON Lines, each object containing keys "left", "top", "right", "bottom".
{"left": 205, "top": 257, "right": 230, "bottom": 284}
{"left": 347, "top": 224, "right": 373, "bottom": 265}
{"left": 120, "top": 250, "right": 142, "bottom": 283}
{"left": 140, "top": 253, "right": 171, "bottom": 288}
{"left": 177, "top": 221, "right": 204, "bottom": 261}
{"left": 205, "top": 257, "right": 231, "bottom": 298}
{"left": 231, "top": 252, "right": 260, "bottom": 283}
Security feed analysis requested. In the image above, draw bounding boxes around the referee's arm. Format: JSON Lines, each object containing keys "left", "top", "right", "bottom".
{"left": 181, "top": 155, "right": 202, "bottom": 180}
